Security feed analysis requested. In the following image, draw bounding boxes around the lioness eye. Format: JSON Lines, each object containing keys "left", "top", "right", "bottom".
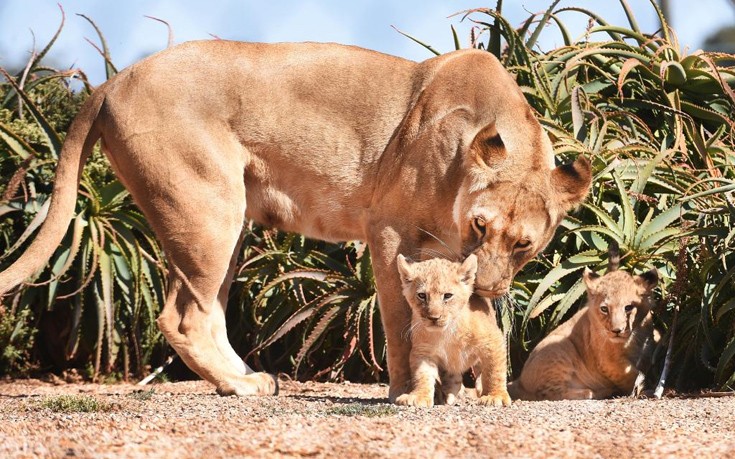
{"left": 471, "top": 217, "right": 487, "bottom": 239}
{"left": 515, "top": 239, "right": 532, "bottom": 251}
{"left": 600, "top": 306, "right": 609, "bottom": 314}
{"left": 443, "top": 293, "right": 453, "bottom": 301}
{"left": 417, "top": 292, "right": 427, "bottom": 301}
{"left": 624, "top": 304, "right": 634, "bottom": 313}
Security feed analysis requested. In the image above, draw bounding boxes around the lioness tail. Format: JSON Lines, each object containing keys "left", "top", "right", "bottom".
{"left": 0, "top": 89, "right": 105, "bottom": 294}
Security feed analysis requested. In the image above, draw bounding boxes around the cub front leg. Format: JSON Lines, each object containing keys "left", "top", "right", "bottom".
{"left": 395, "top": 355, "right": 438, "bottom": 407}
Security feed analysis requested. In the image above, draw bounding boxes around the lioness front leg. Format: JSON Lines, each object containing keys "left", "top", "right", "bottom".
{"left": 395, "top": 357, "right": 438, "bottom": 407}
{"left": 368, "top": 227, "right": 414, "bottom": 401}
{"left": 476, "top": 325, "right": 511, "bottom": 407}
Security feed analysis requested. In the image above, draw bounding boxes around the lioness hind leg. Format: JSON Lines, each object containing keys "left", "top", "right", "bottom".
{"left": 141, "top": 176, "right": 273, "bottom": 395}
{"left": 212, "top": 230, "right": 255, "bottom": 376}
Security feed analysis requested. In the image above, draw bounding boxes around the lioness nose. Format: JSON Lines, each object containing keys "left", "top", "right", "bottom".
{"left": 427, "top": 315, "right": 442, "bottom": 323}
{"left": 612, "top": 327, "right": 623, "bottom": 334}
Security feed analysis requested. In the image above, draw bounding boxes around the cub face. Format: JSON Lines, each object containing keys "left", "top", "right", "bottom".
{"left": 396, "top": 254, "right": 477, "bottom": 329}
{"left": 583, "top": 268, "right": 659, "bottom": 340}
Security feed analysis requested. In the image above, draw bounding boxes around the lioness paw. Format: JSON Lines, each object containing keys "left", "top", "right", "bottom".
{"left": 395, "top": 393, "right": 434, "bottom": 407}
{"left": 479, "top": 390, "right": 512, "bottom": 407}
{"left": 216, "top": 372, "right": 279, "bottom": 397}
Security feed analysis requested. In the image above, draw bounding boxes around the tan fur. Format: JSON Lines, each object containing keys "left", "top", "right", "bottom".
{"left": 509, "top": 267, "right": 659, "bottom": 400}
{"left": 0, "top": 41, "right": 592, "bottom": 400}
{"left": 394, "top": 255, "right": 511, "bottom": 407}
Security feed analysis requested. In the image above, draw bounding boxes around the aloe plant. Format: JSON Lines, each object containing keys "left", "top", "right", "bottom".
{"left": 0, "top": 9, "right": 167, "bottom": 380}
{"left": 453, "top": 0, "right": 735, "bottom": 390}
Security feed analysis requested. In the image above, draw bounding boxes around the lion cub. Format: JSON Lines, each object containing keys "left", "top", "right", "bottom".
{"left": 508, "top": 250, "right": 658, "bottom": 401}
{"left": 394, "top": 254, "right": 511, "bottom": 407}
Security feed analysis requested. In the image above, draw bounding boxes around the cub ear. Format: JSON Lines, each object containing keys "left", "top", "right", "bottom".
{"left": 469, "top": 123, "right": 507, "bottom": 171}
{"left": 396, "top": 254, "right": 415, "bottom": 283}
{"left": 551, "top": 156, "right": 593, "bottom": 211}
{"left": 582, "top": 267, "right": 601, "bottom": 289}
{"left": 459, "top": 254, "right": 478, "bottom": 286}
{"left": 636, "top": 269, "right": 659, "bottom": 291}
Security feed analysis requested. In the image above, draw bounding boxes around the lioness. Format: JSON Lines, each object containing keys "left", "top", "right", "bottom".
{"left": 395, "top": 254, "right": 511, "bottom": 407}
{"left": 0, "top": 41, "right": 591, "bottom": 400}
{"left": 508, "top": 247, "right": 658, "bottom": 400}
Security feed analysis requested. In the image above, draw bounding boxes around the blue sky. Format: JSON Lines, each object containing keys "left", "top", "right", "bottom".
{"left": 1, "top": 0, "right": 734, "bottom": 85}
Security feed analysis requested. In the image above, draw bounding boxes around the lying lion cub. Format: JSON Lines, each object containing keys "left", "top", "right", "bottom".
{"left": 395, "top": 254, "right": 511, "bottom": 407}
{"left": 508, "top": 249, "right": 658, "bottom": 400}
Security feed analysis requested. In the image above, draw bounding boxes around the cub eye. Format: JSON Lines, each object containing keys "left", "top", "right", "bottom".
{"left": 443, "top": 293, "right": 454, "bottom": 301}
{"left": 624, "top": 304, "right": 634, "bottom": 313}
{"left": 515, "top": 239, "right": 532, "bottom": 251}
{"left": 417, "top": 292, "right": 427, "bottom": 301}
{"left": 600, "top": 306, "right": 609, "bottom": 314}
{"left": 471, "top": 216, "right": 487, "bottom": 239}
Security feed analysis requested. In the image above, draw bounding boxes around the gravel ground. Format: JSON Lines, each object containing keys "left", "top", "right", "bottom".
{"left": 1, "top": 378, "right": 734, "bottom": 458}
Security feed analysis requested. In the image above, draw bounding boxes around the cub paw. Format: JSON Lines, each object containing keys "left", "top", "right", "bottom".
{"left": 395, "top": 393, "right": 434, "bottom": 407}
{"left": 479, "top": 390, "right": 512, "bottom": 407}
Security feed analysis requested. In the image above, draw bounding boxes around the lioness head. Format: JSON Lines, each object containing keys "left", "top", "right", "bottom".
{"left": 583, "top": 268, "right": 658, "bottom": 341}
{"left": 396, "top": 254, "right": 477, "bottom": 330}
{"left": 453, "top": 123, "right": 592, "bottom": 298}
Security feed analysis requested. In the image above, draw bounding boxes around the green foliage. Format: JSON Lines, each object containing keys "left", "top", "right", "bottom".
{"left": 325, "top": 403, "right": 398, "bottom": 417}
{"left": 229, "top": 228, "right": 384, "bottom": 382}
{"left": 0, "top": 304, "right": 35, "bottom": 374}
{"left": 36, "top": 394, "right": 111, "bottom": 413}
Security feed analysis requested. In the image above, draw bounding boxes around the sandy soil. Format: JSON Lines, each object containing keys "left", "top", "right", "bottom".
{"left": 1, "top": 378, "right": 734, "bottom": 458}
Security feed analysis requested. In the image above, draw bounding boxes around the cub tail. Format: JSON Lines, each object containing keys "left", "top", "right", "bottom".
{"left": 607, "top": 240, "right": 621, "bottom": 273}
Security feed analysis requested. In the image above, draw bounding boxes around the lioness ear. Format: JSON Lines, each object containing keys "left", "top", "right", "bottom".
{"left": 470, "top": 123, "right": 507, "bottom": 171}
{"left": 583, "top": 267, "right": 600, "bottom": 290}
{"left": 396, "top": 254, "right": 414, "bottom": 283}
{"left": 551, "top": 156, "right": 592, "bottom": 210}
{"left": 635, "top": 269, "right": 659, "bottom": 292}
{"left": 459, "top": 254, "right": 478, "bottom": 286}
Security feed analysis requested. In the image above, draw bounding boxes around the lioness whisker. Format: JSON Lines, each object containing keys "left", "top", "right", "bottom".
{"left": 414, "top": 226, "right": 461, "bottom": 261}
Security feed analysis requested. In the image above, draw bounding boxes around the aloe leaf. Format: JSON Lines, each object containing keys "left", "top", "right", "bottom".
{"left": 294, "top": 305, "right": 341, "bottom": 375}
{"left": 390, "top": 26, "right": 440, "bottom": 56}
{"left": 549, "top": 279, "right": 586, "bottom": 328}
{"left": 0, "top": 69, "right": 63, "bottom": 157}
{"left": 0, "top": 197, "right": 49, "bottom": 261}
{"left": 714, "top": 335, "right": 735, "bottom": 388}
{"left": 526, "top": 0, "right": 561, "bottom": 49}
{"left": 64, "top": 242, "right": 91, "bottom": 359}
{"left": 583, "top": 203, "right": 624, "bottom": 238}
{"left": 0, "top": 121, "right": 36, "bottom": 160}
{"left": 450, "top": 25, "right": 461, "bottom": 51}
{"left": 610, "top": 171, "right": 636, "bottom": 243}
{"left": 98, "top": 240, "right": 114, "bottom": 372}
{"left": 32, "top": 4, "right": 67, "bottom": 69}
{"left": 527, "top": 250, "right": 601, "bottom": 312}
{"left": 77, "top": 14, "right": 118, "bottom": 79}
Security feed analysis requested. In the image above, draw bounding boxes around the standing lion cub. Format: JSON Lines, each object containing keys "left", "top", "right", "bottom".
{"left": 508, "top": 247, "right": 658, "bottom": 401}
{"left": 395, "top": 254, "right": 511, "bottom": 407}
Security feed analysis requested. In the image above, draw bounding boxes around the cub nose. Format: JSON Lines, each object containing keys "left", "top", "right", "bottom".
{"left": 427, "top": 315, "right": 442, "bottom": 324}
{"left": 612, "top": 327, "right": 624, "bottom": 335}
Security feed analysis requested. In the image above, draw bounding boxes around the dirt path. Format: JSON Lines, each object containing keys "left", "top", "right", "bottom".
{"left": 1, "top": 379, "right": 733, "bottom": 458}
